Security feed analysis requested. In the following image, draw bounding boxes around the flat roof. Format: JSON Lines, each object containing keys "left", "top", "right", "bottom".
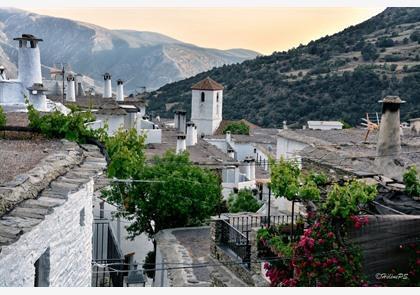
{"left": 0, "top": 139, "right": 62, "bottom": 184}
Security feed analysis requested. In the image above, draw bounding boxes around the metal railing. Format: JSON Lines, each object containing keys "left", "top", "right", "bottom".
{"left": 220, "top": 220, "right": 251, "bottom": 269}
{"left": 228, "top": 214, "right": 300, "bottom": 235}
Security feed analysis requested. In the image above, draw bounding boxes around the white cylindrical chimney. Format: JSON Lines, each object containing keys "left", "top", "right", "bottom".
{"left": 28, "top": 83, "right": 48, "bottom": 111}
{"left": 193, "top": 126, "right": 198, "bottom": 145}
{"left": 14, "top": 34, "right": 43, "bottom": 90}
{"left": 283, "top": 120, "right": 288, "bottom": 130}
{"left": 234, "top": 164, "right": 240, "bottom": 185}
{"left": 249, "top": 157, "right": 256, "bottom": 181}
{"left": 103, "top": 73, "right": 112, "bottom": 98}
{"left": 186, "top": 122, "right": 197, "bottom": 146}
{"left": 66, "top": 74, "right": 76, "bottom": 102}
{"left": 0, "top": 65, "right": 7, "bottom": 81}
{"left": 226, "top": 131, "right": 231, "bottom": 143}
{"left": 244, "top": 157, "right": 251, "bottom": 181}
{"left": 176, "top": 134, "right": 187, "bottom": 154}
{"left": 227, "top": 148, "right": 235, "bottom": 159}
{"left": 116, "top": 79, "right": 124, "bottom": 101}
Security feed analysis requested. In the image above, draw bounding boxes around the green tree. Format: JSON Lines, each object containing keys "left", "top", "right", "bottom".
{"left": 103, "top": 145, "right": 223, "bottom": 238}
{"left": 361, "top": 43, "right": 379, "bottom": 61}
{"left": 269, "top": 157, "right": 322, "bottom": 202}
{"left": 0, "top": 106, "right": 6, "bottom": 127}
{"left": 227, "top": 189, "right": 261, "bottom": 213}
{"left": 223, "top": 121, "right": 250, "bottom": 135}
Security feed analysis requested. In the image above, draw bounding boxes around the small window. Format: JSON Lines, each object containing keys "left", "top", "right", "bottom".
{"left": 201, "top": 92, "right": 205, "bottom": 102}
{"left": 216, "top": 93, "right": 219, "bottom": 102}
{"left": 34, "top": 248, "right": 50, "bottom": 287}
{"left": 80, "top": 208, "right": 85, "bottom": 226}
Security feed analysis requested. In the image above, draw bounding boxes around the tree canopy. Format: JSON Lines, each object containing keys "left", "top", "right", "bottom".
{"left": 227, "top": 189, "right": 262, "bottom": 213}
{"left": 103, "top": 131, "right": 223, "bottom": 238}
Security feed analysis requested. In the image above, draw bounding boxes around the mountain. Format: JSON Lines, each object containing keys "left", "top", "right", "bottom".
{"left": 0, "top": 8, "right": 259, "bottom": 90}
{"left": 147, "top": 7, "right": 420, "bottom": 127}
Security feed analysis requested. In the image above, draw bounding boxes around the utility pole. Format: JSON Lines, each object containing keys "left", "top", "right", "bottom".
{"left": 267, "top": 184, "right": 271, "bottom": 227}
{"left": 61, "top": 65, "right": 65, "bottom": 104}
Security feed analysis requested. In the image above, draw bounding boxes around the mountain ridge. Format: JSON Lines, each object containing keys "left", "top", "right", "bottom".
{"left": 0, "top": 8, "right": 259, "bottom": 90}
{"left": 147, "top": 7, "right": 420, "bottom": 127}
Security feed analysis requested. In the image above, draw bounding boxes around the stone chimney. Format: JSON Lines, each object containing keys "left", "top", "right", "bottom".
{"left": 66, "top": 74, "right": 76, "bottom": 102}
{"left": 176, "top": 133, "right": 187, "bottom": 154}
{"left": 103, "top": 73, "right": 112, "bottom": 98}
{"left": 375, "top": 96, "right": 406, "bottom": 179}
{"left": 75, "top": 74, "right": 85, "bottom": 97}
{"left": 13, "top": 34, "right": 43, "bottom": 90}
{"left": 186, "top": 122, "right": 197, "bottom": 146}
{"left": 174, "top": 110, "right": 187, "bottom": 133}
{"left": 116, "top": 79, "right": 124, "bottom": 101}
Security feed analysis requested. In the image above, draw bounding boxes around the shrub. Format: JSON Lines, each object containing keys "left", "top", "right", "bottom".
{"left": 376, "top": 37, "right": 395, "bottom": 48}
{"left": 322, "top": 180, "right": 377, "bottom": 219}
{"left": 228, "top": 189, "right": 261, "bottom": 213}
{"left": 403, "top": 166, "right": 420, "bottom": 197}
{"left": 410, "top": 30, "right": 420, "bottom": 42}
{"left": 27, "top": 103, "right": 107, "bottom": 143}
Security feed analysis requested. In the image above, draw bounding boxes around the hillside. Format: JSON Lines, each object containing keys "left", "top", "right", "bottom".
{"left": 0, "top": 8, "right": 259, "bottom": 90}
{"left": 147, "top": 7, "right": 420, "bottom": 127}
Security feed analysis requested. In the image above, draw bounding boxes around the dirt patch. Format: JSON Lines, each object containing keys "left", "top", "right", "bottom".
{"left": 0, "top": 139, "right": 62, "bottom": 184}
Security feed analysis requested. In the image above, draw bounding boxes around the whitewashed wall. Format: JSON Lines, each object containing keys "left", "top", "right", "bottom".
{"left": 191, "top": 89, "right": 223, "bottom": 135}
{"left": 0, "top": 80, "right": 27, "bottom": 105}
{"left": 95, "top": 114, "right": 125, "bottom": 135}
{"left": 234, "top": 143, "right": 255, "bottom": 162}
{"left": 0, "top": 180, "right": 94, "bottom": 287}
{"left": 18, "top": 45, "right": 42, "bottom": 90}
{"left": 276, "top": 137, "right": 308, "bottom": 161}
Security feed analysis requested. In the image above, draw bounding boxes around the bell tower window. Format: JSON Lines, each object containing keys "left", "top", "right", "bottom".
{"left": 201, "top": 92, "right": 205, "bottom": 102}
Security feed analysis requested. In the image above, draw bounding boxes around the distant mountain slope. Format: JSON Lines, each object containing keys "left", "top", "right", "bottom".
{"left": 148, "top": 7, "right": 420, "bottom": 127}
{"left": 0, "top": 8, "right": 259, "bottom": 90}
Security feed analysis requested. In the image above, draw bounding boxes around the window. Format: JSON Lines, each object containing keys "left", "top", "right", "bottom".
{"left": 216, "top": 93, "right": 219, "bottom": 102}
{"left": 34, "top": 248, "right": 50, "bottom": 287}
{"left": 201, "top": 92, "right": 205, "bottom": 102}
{"left": 80, "top": 208, "right": 85, "bottom": 226}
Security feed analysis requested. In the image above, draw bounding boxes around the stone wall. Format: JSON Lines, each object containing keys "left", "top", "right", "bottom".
{"left": 209, "top": 217, "right": 269, "bottom": 287}
{"left": 0, "top": 142, "right": 106, "bottom": 287}
{"left": 0, "top": 180, "right": 93, "bottom": 286}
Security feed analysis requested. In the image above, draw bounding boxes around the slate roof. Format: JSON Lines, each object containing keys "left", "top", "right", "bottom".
{"left": 145, "top": 128, "right": 237, "bottom": 169}
{"left": 191, "top": 77, "right": 224, "bottom": 91}
{"left": 0, "top": 141, "right": 106, "bottom": 248}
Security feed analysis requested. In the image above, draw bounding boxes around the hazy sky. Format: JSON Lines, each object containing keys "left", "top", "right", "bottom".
{"left": 30, "top": 7, "right": 384, "bottom": 54}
